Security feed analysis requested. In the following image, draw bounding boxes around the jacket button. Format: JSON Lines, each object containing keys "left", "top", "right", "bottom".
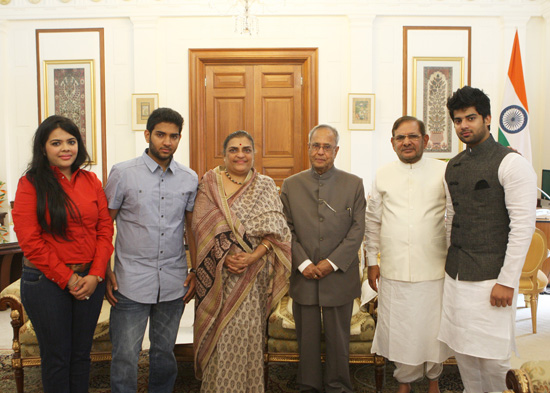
{"left": 320, "top": 217, "right": 324, "bottom": 222}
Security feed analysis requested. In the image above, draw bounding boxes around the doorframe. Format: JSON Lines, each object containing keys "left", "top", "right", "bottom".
{"left": 189, "top": 48, "right": 318, "bottom": 177}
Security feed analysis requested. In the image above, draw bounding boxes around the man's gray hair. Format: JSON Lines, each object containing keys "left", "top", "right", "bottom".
{"left": 308, "top": 124, "right": 340, "bottom": 146}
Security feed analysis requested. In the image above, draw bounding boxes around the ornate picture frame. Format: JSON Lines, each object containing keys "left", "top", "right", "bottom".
{"left": 43, "top": 60, "right": 97, "bottom": 164}
{"left": 348, "top": 93, "right": 375, "bottom": 131}
{"left": 412, "top": 57, "right": 464, "bottom": 159}
{"left": 36, "top": 28, "right": 107, "bottom": 182}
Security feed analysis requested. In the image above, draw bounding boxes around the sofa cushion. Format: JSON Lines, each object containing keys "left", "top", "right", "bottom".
{"left": 268, "top": 296, "right": 375, "bottom": 342}
{"left": 267, "top": 338, "right": 373, "bottom": 355}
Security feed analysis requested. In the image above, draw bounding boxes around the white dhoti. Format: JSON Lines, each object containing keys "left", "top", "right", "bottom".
{"left": 372, "top": 277, "right": 451, "bottom": 373}
{"left": 438, "top": 274, "right": 518, "bottom": 392}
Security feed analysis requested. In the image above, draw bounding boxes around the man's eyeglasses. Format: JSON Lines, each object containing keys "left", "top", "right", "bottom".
{"left": 393, "top": 134, "right": 422, "bottom": 142}
{"left": 309, "top": 143, "right": 335, "bottom": 152}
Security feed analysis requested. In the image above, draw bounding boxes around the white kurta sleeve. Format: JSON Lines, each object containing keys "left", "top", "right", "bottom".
{"left": 444, "top": 179, "right": 454, "bottom": 249}
{"left": 365, "top": 176, "right": 382, "bottom": 266}
{"left": 496, "top": 153, "right": 537, "bottom": 288}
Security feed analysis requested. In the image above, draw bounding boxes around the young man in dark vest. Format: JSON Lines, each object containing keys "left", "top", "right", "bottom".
{"left": 437, "top": 86, "right": 536, "bottom": 392}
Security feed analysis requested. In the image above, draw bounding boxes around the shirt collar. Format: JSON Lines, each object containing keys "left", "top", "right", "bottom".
{"left": 51, "top": 165, "right": 80, "bottom": 180}
{"left": 397, "top": 156, "right": 426, "bottom": 169}
{"left": 309, "top": 165, "right": 336, "bottom": 180}
{"left": 467, "top": 134, "right": 496, "bottom": 156}
{"left": 142, "top": 149, "right": 176, "bottom": 174}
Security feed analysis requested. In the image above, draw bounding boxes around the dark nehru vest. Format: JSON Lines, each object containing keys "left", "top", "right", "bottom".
{"left": 445, "top": 135, "right": 512, "bottom": 281}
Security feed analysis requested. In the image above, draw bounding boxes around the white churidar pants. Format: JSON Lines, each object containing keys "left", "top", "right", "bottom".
{"left": 393, "top": 362, "right": 443, "bottom": 384}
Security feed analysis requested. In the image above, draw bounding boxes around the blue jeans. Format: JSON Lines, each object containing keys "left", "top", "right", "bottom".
{"left": 110, "top": 291, "right": 185, "bottom": 393}
{"left": 20, "top": 265, "right": 106, "bottom": 393}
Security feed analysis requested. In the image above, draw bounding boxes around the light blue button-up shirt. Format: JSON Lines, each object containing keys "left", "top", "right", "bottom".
{"left": 105, "top": 150, "right": 198, "bottom": 303}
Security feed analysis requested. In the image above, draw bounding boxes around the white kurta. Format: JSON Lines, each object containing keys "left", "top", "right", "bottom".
{"left": 365, "top": 157, "right": 450, "bottom": 365}
{"left": 365, "top": 158, "right": 448, "bottom": 282}
{"left": 372, "top": 277, "right": 451, "bottom": 365}
{"left": 438, "top": 153, "right": 537, "bottom": 360}
{"left": 438, "top": 274, "right": 517, "bottom": 360}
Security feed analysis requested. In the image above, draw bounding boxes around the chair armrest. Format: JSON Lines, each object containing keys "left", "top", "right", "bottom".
{"left": 506, "top": 369, "right": 533, "bottom": 393}
{"left": 0, "top": 292, "right": 25, "bottom": 356}
{"left": 0, "top": 278, "right": 24, "bottom": 320}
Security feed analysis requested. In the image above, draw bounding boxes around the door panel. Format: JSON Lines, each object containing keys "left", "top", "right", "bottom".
{"left": 189, "top": 48, "right": 318, "bottom": 182}
{"left": 254, "top": 65, "right": 302, "bottom": 187}
{"left": 262, "top": 97, "right": 294, "bottom": 156}
{"left": 205, "top": 65, "right": 254, "bottom": 170}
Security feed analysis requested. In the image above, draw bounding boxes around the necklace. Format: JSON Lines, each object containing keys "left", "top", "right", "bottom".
{"left": 225, "top": 170, "right": 243, "bottom": 185}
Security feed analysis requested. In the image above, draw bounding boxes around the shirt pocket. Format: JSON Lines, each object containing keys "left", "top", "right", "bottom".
{"left": 122, "top": 189, "right": 145, "bottom": 223}
{"left": 169, "top": 191, "right": 189, "bottom": 219}
{"left": 328, "top": 210, "right": 353, "bottom": 237}
{"left": 472, "top": 181, "right": 496, "bottom": 206}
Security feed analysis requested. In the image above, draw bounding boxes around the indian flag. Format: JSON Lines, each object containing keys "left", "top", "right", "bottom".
{"left": 498, "top": 30, "right": 532, "bottom": 163}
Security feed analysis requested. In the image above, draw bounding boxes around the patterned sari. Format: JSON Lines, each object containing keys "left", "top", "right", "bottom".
{"left": 192, "top": 167, "right": 291, "bottom": 391}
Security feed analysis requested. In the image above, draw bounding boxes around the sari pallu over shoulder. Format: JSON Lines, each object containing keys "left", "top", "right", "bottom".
{"left": 191, "top": 167, "right": 291, "bottom": 379}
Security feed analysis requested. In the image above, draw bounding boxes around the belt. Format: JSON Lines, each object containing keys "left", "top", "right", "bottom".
{"left": 23, "top": 258, "right": 91, "bottom": 273}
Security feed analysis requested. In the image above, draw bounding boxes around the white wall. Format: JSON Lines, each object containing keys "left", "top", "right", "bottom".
{"left": 1, "top": 0, "right": 549, "bottom": 241}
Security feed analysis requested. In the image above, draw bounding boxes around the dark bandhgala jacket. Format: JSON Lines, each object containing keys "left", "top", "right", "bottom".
{"left": 445, "top": 135, "right": 512, "bottom": 281}
{"left": 280, "top": 166, "right": 366, "bottom": 307}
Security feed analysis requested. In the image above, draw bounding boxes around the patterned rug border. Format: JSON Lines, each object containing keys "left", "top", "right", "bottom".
{"left": 0, "top": 350, "right": 464, "bottom": 392}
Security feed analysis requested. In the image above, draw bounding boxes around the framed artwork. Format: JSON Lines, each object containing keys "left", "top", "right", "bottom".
{"left": 132, "top": 94, "right": 159, "bottom": 131}
{"left": 403, "top": 26, "right": 471, "bottom": 159}
{"left": 43, "top": 60, "right": 97, "bottom": 164}
{"left": 36, "top": 28, "right": 107, "bottom": 182}
{"left": 412, "top": 57, "right": 464, "bottom": 159}
{"left": 348, "top": 93, "right": 375, "bottom": 130}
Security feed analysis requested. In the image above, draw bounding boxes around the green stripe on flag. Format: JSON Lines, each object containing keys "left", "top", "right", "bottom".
{"left": 498, "top": 128, "right": 510, "bottom": 147}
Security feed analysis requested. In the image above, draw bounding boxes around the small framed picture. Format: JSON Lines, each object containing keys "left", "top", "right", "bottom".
{"left": 132, "top": 93, "right": 159, "bottom": 131}
{"left": 348, "top": 93, "right": 375, "bottom": 130}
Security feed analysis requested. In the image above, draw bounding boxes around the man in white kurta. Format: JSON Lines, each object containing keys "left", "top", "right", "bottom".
{"left": 438, "top": 86, "right": 536, "bottom": 393}
{"left": 366, "top": 116, "right": 451, "bottom": 393}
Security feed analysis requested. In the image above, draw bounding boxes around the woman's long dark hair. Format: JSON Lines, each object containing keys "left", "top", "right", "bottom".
{"left": 26, "top": 115, "right": 90, "bottom": 239}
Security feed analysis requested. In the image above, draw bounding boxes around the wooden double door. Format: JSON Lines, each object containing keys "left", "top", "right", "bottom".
{"left": 189, "top": 49, "right": 318, "bottom": 187}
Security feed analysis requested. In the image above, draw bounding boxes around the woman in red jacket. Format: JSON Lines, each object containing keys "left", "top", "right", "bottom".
{"left": 12, "top": 115, "right": 114, "bottom": 393}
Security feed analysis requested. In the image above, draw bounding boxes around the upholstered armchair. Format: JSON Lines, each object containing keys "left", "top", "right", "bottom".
{"left": 514, "top": 361, "right": 550, "bottom": 393}
{"left": 505, "top": 368, "right": 534, "bottom": 392}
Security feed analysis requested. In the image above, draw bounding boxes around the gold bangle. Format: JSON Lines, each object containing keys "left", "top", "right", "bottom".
{"left": 260, "top": 241, "right": 273, "bottom": 254}
{"left": 259, "top": 242, "right": 271, "bottom": 254}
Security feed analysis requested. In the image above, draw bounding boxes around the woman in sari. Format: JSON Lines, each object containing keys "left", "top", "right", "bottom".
{"left": 192, "top": 130, "right": 291, "bottom": 392}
